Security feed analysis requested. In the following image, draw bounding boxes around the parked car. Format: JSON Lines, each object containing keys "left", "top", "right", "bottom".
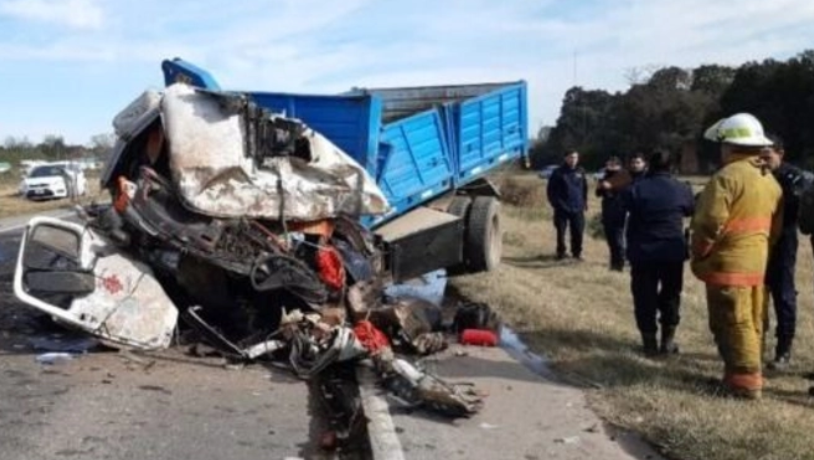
{"left": 19, "top": 162, "right": 87, "bottom": 200}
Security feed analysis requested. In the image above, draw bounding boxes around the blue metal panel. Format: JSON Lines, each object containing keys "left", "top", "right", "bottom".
{"left": 157, "top": 59, "right": 529, "bottom": 231}
{"left": 248, "top": 93, "right": 382, "bottom": 176}
{"left": 370, "top": 110, "right": 454, "bottom": 226}
{"left": 455, "top": 82, "right": 528, "bottom": 184}
{"left": 161, "top": 59, "right": 221, "bottom": 90}
{"left": 442, "top": 104, "right": 460, "bottom": 185}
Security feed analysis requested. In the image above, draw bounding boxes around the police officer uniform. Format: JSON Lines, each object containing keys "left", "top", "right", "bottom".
{"left": 547, "top": 164, "right": 588, "bottom": 259}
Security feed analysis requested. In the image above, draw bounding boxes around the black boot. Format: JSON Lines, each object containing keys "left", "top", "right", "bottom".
{"left": 641, "top": 333, "right": 659, "bottom": 357}
{"left": 660, "top": 326, "right": 679, "bottom": 355}
{"left": 768, "top": 335, "right": 793, "bottom": 370}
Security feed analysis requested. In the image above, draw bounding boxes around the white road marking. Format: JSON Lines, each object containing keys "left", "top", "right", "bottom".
{"left": 356, "top": 363, "right": 406, "bottom": 460}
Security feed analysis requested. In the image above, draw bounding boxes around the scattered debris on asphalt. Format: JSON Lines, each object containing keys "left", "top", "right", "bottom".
{"left": 554, "top": 436, "right": 582, "bottom": 445}
{"left": 10, "top": 83, "right": 506, "bottom": 448}
{"left": 29, "top": 334, "right": 99, "bottom": 353}
{"left": 35, "top": 352, "right": 75, "bottom": 365}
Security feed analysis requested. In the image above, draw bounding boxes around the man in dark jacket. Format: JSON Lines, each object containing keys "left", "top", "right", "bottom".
{"left": 623, "top": 149, "right": 694, "bottom": 356}
{"left": 596, "top": 156, "right": 628, "bottom": 271}
{"left": 628, "top": 152, "right": 648, "bottom": 182}
{"left": 762, "top": 136, "right": 804, "bottom": 369}
{"left": 547, "top": 150, "right": 588, "bottom": 260}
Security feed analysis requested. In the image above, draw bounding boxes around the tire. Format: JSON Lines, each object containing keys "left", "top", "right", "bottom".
{"left": 446, "top": 195, "right": 472, "bottom": 219}
{"left": 445, "top": 196, "right": 473, "bottom": 275}
{"left": 465, "top": 196, "right": 502, "bottom": 272}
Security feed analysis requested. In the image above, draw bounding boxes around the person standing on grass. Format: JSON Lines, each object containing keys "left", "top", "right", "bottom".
{"left": 596, "top": 156, "right": 629, "bottom": 271}
{"left": 623, "top": 149, "right": 694, "bottom": 356}
{"left": 691, "top": 113, "right": 783, "bottom": 400}
{"left": 546, "top": 150, "right": 588, "bottom": 261}
{"left": 628, "top": 152, "right": 648, "bottom": 183}
{"left": 761, "top": 135, "right": 805, "bottom": 370}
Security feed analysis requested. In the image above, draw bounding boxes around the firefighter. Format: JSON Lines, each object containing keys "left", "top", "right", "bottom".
{"left": 623, "top": 149, "right": 694, "bottom": 356}
{"left": 596, "top": 156, "right": 628, "bottom": 271}
{"left": 547, "top": 150, "right": 588, "bottom": 261}
{"left": 761, "top": 136, "right": 804, "bottom": 369}
{"left": 691, "top": 113, "right": 783, "bottom": 400}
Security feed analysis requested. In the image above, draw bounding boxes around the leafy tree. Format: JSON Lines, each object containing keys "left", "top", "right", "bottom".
{"left": 540, "top": 50, "right": 814, "bottom": 172}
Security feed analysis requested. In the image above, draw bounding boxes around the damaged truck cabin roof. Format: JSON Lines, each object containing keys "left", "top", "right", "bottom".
{"left": 13, "top": 58, "right": 529, "bottom": 425}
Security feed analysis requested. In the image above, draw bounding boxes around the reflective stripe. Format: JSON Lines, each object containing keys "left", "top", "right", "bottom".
{"left": 724, "top": 217, "right": 771, "bottom": 234}
{"left": 725, "top": 372, "right": 763, "bottom": 391}
{"left": 720, "top": 127, "right": 754, "bottom": 140}
{"left": 700, "top": 271, "right": 765, "bottom": 286}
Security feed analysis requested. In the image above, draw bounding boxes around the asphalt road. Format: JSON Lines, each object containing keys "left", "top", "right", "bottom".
{"left": 0, "top": 210, "right": 662, "bottom": 460}
{"left": 0, "top": 219, "right": 342, "bottom": 460}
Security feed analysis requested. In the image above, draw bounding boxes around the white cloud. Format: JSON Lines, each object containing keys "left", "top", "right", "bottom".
{"left": 0, "top": 0, "right": 104, "bottom": 30}
{"left": 2, "top": 0, "right": 814, "bottom": 142}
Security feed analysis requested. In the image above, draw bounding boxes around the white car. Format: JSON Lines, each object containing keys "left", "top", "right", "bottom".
{"left": 19, "top": 163, "right": 87, "bottom": 200}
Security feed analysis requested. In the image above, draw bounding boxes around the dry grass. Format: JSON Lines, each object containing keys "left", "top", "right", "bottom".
{"left": 455, "top": 171, "right": 814, "bottom": 460}
{"left": 0, "top": 173, "right": 106, "bottom": 219}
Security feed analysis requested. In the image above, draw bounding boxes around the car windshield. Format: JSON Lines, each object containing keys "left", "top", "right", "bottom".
{"left": 30, "top": 166, "right": 65, "bottom": 178}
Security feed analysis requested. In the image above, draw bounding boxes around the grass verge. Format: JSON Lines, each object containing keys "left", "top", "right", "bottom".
{"left": 452, "top": 171, "right": 814, "bottom": 460}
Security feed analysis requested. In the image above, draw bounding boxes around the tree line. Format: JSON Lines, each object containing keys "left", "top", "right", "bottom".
{"left": 0, "top": 133, "right": 115, "bottom": 166}
{"left": 531, "top": 50, "right": 814, "bottom": 172}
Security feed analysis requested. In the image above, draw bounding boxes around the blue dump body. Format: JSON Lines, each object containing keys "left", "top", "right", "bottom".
{"left": 161, "top": 59, "right": 528, "bottom": 228}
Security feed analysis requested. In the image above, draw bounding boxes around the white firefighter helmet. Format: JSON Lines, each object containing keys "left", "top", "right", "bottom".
{"left": 703, "top": 113, "right": 772, "bottom": 147}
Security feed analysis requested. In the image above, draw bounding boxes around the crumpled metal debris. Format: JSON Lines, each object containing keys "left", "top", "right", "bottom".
{"left": 362, "top": 297, "right": 447, "bottom": 356}
{"left": 160, "top": 84, "right": 390, "bottom": 221}
{"left": 377, "top": 356, "right": 483, "bottom": 417}
{"left": 12, "top": 83, "right": 486, "bottom": 436}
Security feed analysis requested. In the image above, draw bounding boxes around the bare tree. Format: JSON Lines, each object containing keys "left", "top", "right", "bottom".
{"left": 623, "top": 64, "right": 665, "bottom": 86}
{"left": 89, "top": 133, "right": 116, "bottom": 151}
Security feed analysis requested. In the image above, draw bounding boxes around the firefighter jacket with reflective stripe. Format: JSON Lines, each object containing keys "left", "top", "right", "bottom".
{"left": 690, "top": 155, "right": 783, "bottom": 287}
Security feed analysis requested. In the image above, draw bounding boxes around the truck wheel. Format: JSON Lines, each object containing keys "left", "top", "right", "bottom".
{"left": 447, "top": 195, "right": 472, "bottom": 219}
{"left": 466, "top": 196, "right": 502, "bottom": 272}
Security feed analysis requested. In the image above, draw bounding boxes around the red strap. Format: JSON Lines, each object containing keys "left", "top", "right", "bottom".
{"left": 316, "top": 246, "right": 345, "bottom": 291}
{"left": 353, "top": 320, "right": 390, "bottom": 353}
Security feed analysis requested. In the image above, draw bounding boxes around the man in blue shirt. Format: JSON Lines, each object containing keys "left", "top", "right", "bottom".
{"left": 547, "top": 150, "right": 588, "bottom": 260}
{"left": 623, "top": 149, "right": 695, "bottom": 356}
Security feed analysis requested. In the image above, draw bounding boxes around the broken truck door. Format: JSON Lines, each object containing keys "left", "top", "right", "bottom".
{"left": 14, "top": 216, "right": 178, "bottom": 350}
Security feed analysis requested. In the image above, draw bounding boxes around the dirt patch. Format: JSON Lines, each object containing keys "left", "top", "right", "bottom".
{"left": 496, "top": 175, "right": 546, "bottom": 208}
{"left": 452, "top": 171, "right": 814, "bottom": 460}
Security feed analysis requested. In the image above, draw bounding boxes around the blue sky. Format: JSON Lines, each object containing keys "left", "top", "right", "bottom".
{"left": 1, "top": 0, "right": 813, "bottom": 145}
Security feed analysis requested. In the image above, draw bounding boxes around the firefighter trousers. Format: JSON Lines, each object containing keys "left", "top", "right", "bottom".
{"left": 706, "top": 285, "right": 768, "bottom": 389}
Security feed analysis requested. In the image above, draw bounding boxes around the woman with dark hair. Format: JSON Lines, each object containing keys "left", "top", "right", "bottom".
{"left": 623, "top": 149, "right": 695, "bottom": 356}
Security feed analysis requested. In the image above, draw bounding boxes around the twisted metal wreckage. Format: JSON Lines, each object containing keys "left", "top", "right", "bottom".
{"left": 13, "top": 84, "right": 486, "bottom": 423}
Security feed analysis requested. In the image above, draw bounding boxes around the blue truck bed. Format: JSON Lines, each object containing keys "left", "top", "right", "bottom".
{"left": 161, "top": 59, "right": 528, "bottom": 227}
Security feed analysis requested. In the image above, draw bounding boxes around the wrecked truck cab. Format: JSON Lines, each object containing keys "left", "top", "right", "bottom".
{"left": 163, "top": 58, "right": 529, "bottom": 279}
{"left": 13, "top": 216, "right": 178, "bottom": 349}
